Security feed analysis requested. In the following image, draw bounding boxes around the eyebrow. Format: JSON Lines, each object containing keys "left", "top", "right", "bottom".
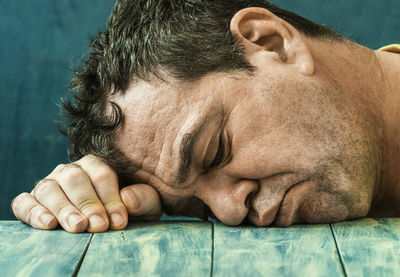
{"left": 176, "top": 133, "right": 195, "bottom": 184}
{"left": 176, "top": 114, "right": 214, "bottom": 185}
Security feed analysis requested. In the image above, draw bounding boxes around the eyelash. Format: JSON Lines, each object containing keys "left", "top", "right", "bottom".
{"left": 209, "top": 134, "right": 224, "bottom": 168}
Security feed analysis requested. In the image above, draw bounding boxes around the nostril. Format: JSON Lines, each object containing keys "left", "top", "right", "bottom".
{"left": 245, "top": 181, "right": 260, "bottom": 209}
{"left": 245, "top": 191, "right": 256, "bottom": 209}
{"left": 196, "top": 179, "right": 260, "bottom": 226}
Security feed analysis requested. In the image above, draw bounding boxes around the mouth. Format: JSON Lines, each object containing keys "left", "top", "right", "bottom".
{"left": 247, "top": 195, "right": 282, "bottom": 227}
{"left": 246, "top": 173, "right": 310, "bottom": 227}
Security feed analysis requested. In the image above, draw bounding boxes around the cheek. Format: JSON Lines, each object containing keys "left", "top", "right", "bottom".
{"left": 297, "top": 192, "right": 349, "bottom": 223}
{"left": 228, "top": 102, "right": 346, "bottom": 177}
{"left": 227, "top": 130, "right": 329, "bottom": 179}
{"left": 296, "top": 188, "right": 371, "bottom": 224}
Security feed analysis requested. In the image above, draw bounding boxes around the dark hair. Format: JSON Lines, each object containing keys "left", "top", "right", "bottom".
{"left": 62, "top": 0, "right": 342, "bottom": 184}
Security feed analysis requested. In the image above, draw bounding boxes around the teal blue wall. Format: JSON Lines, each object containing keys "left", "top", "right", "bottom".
{"left": 1, "top": 0, "right": 399, "bottom": 219}
{"left": 0, "top": 0, "right": 116, "bottom": 219}
{"left": 274, "top": 0, "right": 400, "bottom": 49}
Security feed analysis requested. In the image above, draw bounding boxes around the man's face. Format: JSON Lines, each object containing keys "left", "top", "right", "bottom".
{"left": 112, "top": 54, "right": 379, "bottom": 226}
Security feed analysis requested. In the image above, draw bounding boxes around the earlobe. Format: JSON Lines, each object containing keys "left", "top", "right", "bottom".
{"left": 230, "top": 7, "right": 314, "bottom": 76}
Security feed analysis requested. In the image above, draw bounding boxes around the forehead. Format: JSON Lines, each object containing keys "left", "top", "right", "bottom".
{"left": 109, "top": 75, "right": 228, "bottom": 186}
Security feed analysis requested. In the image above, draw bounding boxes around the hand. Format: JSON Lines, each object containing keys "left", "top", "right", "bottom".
{"left": 11, "top": 154, "right": 162, "bottom": 233}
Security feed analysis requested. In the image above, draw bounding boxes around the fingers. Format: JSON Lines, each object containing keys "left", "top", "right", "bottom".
{"left": 12, "top": 154, "right": 161, "bottom": 234}
{"left": 12, "top": 193, "right": 58, "bottom": 230}
{"left": 33, "top": 178, "right": 89, "bottom": 233}
{"left": 120, "top": 184, "right": 163, "bottom": 221}
{"left": 45, "top": 163, "right": 110, "bottom": 232}
{"left": 74, "top": 155, "right": 128, "bottom": 230}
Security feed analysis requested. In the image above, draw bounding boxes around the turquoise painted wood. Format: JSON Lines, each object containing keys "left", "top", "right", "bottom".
{"left": 78, "top": 221, "right": 212, "bottom": 277}
{"left": 0, "top": 221, "right": 92, "bottom": 277}
{"left": 3, "top": 219, "right": 400, "bottom": 276}
{"left": 213, "top": 222, "right": 344, "bottom": 277}
{"left": 332, "top": 218, "right": 400, "bottom": 276}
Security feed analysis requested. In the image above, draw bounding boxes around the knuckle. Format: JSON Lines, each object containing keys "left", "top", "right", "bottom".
{"left": 59, "top": 164, "right": 85, "bottom": 184}
{"left": 60, "top": 163, "right": 82, "bottom": 174}
{"left": 82, "top": 154, "right": 97, "bottom": 162}
{"left": 78, "top": 198, "right": 103, "bottom": 213}
{"left": 11, "top": 193, "right": 28, "bottom": 213}
{"left": 30, "top": 205, "right": 45, "bottom": 220}
{"left": 34, "top": 179, "right": 58, "bottom": 196}
{"left": 103, "top": 199, "right": 125, "bottom": 211}
{"left": 12, "top": 192, "right": 29, "bottom": 206}
{"left": 53, "top": 163, "right": 68, "bottom": 175}
{"left": 80, "top": 154, "right": 104, "bottom": 166}
{"left": 54, "top": 163, "right": 66, "bottom": 171}
{"left": 90, "top": 167, "right": 117, "bottom": 185}
{"left": 56, "top": 204, "right": 75, "bottom": 219}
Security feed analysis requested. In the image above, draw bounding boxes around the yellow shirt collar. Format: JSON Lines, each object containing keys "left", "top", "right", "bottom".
{"left": 378, "top": 44, "right": 400, "bottom": 53}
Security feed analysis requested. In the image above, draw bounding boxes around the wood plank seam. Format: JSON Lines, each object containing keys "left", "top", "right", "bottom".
{"left": 212, "top": 223, "right": 345, "bottom": 276}
{"left": 330, "top": 218, "right": 400, "bottom": 276}
{"left": 75, "top": 222, "right": 213, "bottom": 276}
{"left": 329, "top": 224, "right": 348, "bottom": 277}
{"left": 72, "top": 233, "right": 94, "bottom": 277}
{"left": 210, "top": 222, "right": 215, "bottom": 277}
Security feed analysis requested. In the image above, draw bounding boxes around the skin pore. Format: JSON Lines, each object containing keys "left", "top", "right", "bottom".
{"left": 109, "top": 8, "right": 400, "bottom": 227}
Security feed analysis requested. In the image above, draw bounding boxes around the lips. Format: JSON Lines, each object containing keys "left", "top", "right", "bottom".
{"left": 274, "top": 180, "right": 312, "bottom": 226}
{"left": 247, "top": 179, "right": 311, "bottom": 227}
{"left": 247, "top": 200, "right": 281, "bottom": 226}
{"left": 273, "top": 188, "right": 297, "bottom": 226}
{"left": 246, "top": 191, "right": 283, "bottom": 226}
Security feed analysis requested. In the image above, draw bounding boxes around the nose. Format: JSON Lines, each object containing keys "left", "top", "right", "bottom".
{"left": 196, "top": 179, "right": 259, "bottom": 226}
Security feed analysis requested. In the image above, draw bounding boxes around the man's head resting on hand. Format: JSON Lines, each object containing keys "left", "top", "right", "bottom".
{"left": 61, "top": 0, "right": 400, "bottom": 226}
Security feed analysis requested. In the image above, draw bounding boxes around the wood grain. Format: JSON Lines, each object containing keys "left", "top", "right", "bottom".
{"left": 0, "top": 221, "right": 92, "bottom": 277}
{"left": 213, "top": 222, "right": 344, "bottom": 277}
{"left": 77, "top": 221, "right": 212, "bottom": 277}
{"left": 4, "top": 218, "right": 400, "bottom": 276}
{"left": 331, "top": 218, "right": 400, "bottom": 276}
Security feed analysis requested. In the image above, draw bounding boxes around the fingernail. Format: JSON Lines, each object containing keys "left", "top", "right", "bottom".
{"left": 111, "top": 213, "right": 125, "bottom": 226}
{"left": 89, "top": 215, "right": 107, "bottom": 229}
{"left": 68, "top": 214, "right": 84, "bottom": 228}
{"left": 39, "top": 213, "right": 54, "bottom": 226}
{"left": 126, "top": 190, "right": 140, "bottom": 209}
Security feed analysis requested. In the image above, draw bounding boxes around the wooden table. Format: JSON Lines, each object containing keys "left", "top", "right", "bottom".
{"left": 1, "top": 218, "right": 400, "bottom": 276}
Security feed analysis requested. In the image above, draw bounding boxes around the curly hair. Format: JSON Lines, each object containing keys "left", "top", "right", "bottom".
{"left": 61, "top": 0, "right": 342, "bottom": 185}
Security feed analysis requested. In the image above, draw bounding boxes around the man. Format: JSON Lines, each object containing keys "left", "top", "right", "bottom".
{"left": 11, "top": 0, "right": 400, "bottom": 233}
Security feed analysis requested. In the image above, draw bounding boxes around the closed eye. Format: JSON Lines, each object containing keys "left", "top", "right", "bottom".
{"left": 209, "top": 133, "right": 224, "bottom": 168}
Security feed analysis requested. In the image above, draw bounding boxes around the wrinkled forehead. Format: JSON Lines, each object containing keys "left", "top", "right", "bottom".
{"left": 108, "top": 78, "right": 219, "bottom": 186}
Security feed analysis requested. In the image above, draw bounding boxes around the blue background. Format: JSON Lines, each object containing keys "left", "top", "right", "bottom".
{"left": 1, "top": 0, "right": 399, "bottom": 219}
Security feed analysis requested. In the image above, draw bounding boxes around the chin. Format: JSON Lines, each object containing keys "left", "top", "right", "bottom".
{"left": 295, "top": 192, "right": 354, "bottom": 224}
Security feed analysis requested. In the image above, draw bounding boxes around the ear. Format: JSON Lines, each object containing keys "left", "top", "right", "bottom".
{"left": 230, "top": 7, "right": 314, "bottom": 76}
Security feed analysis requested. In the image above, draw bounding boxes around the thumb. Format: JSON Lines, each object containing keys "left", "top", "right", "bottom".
{"left": 120, "top": 184, "right": 162, "bottom": 221}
